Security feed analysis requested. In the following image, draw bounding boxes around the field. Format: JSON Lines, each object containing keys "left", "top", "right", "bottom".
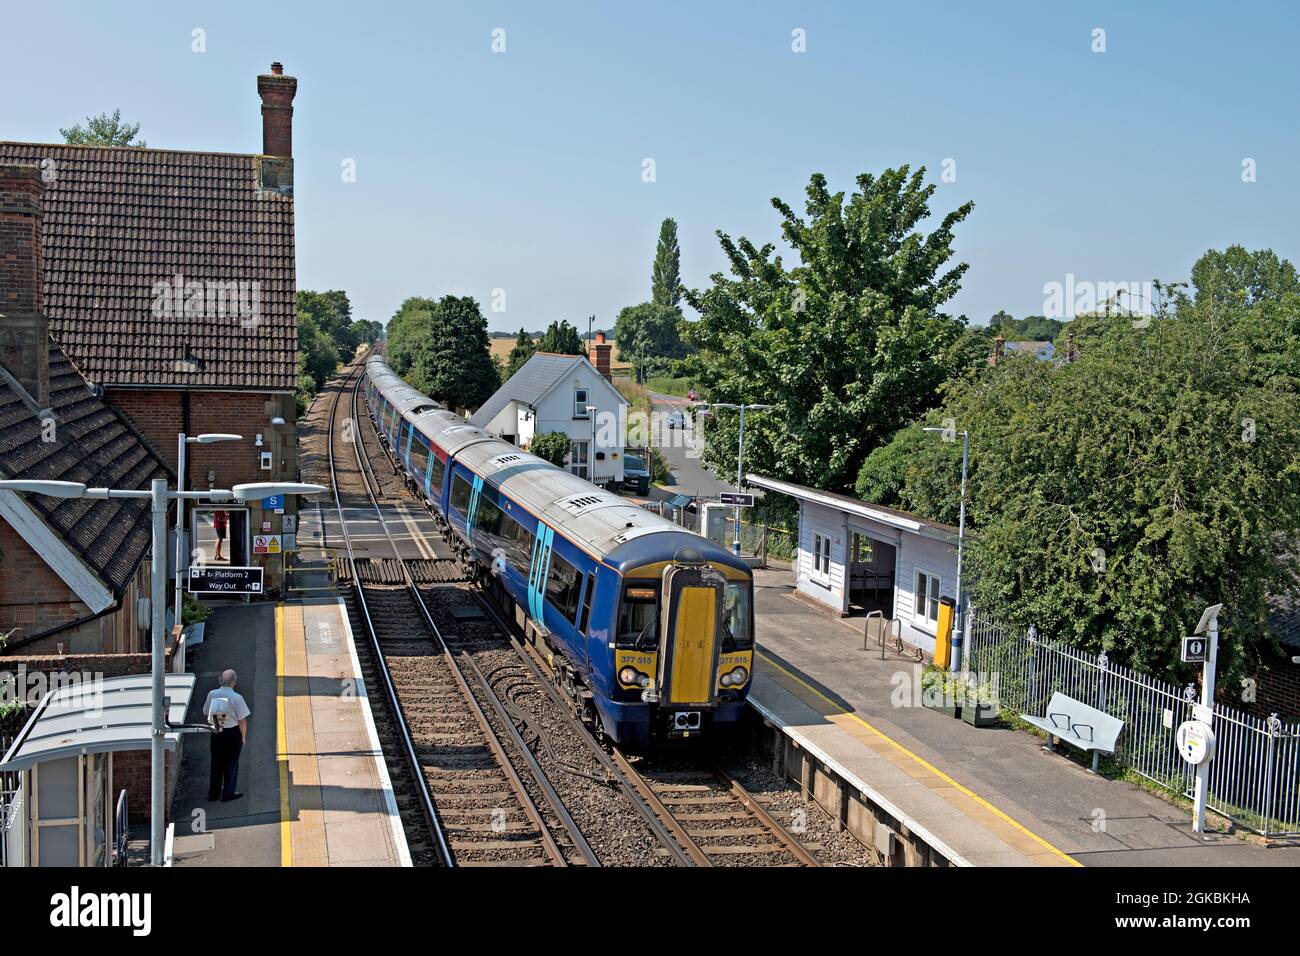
{"left": 489, "top": 336, "right": 633, "bottom": 373}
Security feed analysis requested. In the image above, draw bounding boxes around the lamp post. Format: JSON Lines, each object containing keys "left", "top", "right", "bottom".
{"left": 921, "top": 426, "right": 969, "bottom": 672}
{"left": 586, "top": 404, "right": 599, "bottom": 485}
{"left": 175, "top": 434, "right": 242, "bottom": 629}
{"left": 0, "top": 477, "right": 326, "bottom": 866}
{"left": 695, "top": 402, "right": 771, "bottom": 555}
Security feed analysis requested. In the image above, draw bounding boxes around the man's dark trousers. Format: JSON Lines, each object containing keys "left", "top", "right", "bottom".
{"left": 208, "top": 727, "right": 243, "bottom": 800}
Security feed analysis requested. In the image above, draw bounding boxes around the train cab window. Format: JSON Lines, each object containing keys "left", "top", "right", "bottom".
{"left": 722, "top": 582, "right": 754, "bottom": 650}
{"left": 578, "top": 572, "right": 596, "bottom": 635}
{"left": 450, "top": 474, "right": 472, "bottom": 514}
{"left": 616, "top": 584, "right": 659, "bottom": 649}
{"left": 546, "top": 553, "right": 581, "bottom": 622}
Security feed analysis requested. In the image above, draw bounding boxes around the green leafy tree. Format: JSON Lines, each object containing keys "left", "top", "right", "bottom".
{"left": 528, "top": 431, "right": 571, "bottom": 467}
{"left": 857, "top": 249, "right": 1300, "bottom": 678}
{"left": 536, "top": 319, "right": 583, "bottom": 355}
{"left": 652, "top": 217, "right": 682, "bottom": 308}
{"left": 298, "top": 290, "right": 358, "bottom": 362}
{"left": 614, "top": 301, "right": 687, "bottom": 380}
{"left": 387, "top": 295, "right": 498, "bottom": 410}
{"left": 683, "top": 166, "right": 978, "bottom": 492}
{"left": 60, "top": 109, "right": 146, "bottom": 147}
{"left": 296, "top": 313, "right": 340, "bottom": 412}
{"left": 504, "top": 327, "right": 536, "bottom": 379}
{"left": 350, "top": 318, "right": 384, "bottom": 345}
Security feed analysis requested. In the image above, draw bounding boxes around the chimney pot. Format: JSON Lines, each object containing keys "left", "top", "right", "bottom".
{"left": 595, "top": 331, "right": 606, "bottom": 344}
{"left": 271, "top": 61, "right": 284, "bottom": 75}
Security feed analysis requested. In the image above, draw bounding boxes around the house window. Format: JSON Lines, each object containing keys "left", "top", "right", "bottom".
{"left": 811, "top": 532, "right": 833, "bottom": 582}
{"left": 569, "top": 440, "right": 589, "bottom": 479}
{"left": 574, "top": 388, "right": 590, "bottom": 419}
{"left": 914, "top": 569, "right": 941, "bottom": 626}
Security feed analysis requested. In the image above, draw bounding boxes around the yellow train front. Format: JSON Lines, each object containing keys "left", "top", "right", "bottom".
{"left": 592, "top": 539, "right": 755, "bottom": 745}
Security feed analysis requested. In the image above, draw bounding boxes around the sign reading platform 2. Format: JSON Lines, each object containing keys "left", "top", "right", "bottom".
{"left": 188, "top": 566, "right": 263, "bottom": 595}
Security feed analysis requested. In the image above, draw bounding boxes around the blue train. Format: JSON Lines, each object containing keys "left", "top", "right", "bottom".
{"left": 364, "top": 355, "right": 755, "bottom": 746}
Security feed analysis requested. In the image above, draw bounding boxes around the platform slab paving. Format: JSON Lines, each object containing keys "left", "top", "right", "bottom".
{"left": 750, "top": 565, "right": 1300, "bottom": 867}
{"left": 280, "top": 597, "right": 408, "bottom": 867}
{"left": 172, "top": 602, "right": 281, "bottom": 867}
{"left": 170, "top": 597, "right": 408, "bottom": 866}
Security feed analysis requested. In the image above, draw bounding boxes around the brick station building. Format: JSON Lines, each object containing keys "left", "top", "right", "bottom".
{"left": 0, "top": 63, "right": 302, "bottom": 608}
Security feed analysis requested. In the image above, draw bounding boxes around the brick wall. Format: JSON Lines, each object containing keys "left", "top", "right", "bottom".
{"left": 0, "top": 163, "right": 49, "bottom": 407}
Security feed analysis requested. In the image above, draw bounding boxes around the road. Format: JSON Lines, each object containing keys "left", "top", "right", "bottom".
{"left": 646, "top": 391, "right": 737, "bottom": 500}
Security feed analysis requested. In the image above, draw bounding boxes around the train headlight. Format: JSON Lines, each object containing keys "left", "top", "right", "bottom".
{"left": 619, "top": 667, "right": 638, "bottom": 685}
{"left": 728, "top": 666, "right": 749, "bottom": 686}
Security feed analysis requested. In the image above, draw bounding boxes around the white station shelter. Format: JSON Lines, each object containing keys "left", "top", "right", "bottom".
{"left": 747, "top": 474, "right": 961, "bottom": 656}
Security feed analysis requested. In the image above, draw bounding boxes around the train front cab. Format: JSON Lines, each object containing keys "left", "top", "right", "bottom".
{"left": 601, "top": 547, "right": 754, "bottom": 746}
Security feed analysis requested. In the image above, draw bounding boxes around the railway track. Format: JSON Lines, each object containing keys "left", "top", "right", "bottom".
{"left": 327, "top": 361, "right": 597, "bottom": 867}
{"left": 346, "top": 356, "right": 825, "bottom": 868}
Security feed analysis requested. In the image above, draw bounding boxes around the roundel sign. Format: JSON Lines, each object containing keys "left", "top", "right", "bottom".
{"left": 1176, "top": 720, "right": 1216, "bottom": 766}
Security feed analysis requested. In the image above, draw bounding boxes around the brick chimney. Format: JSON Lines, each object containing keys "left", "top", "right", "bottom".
{"left": 257, "top": 62, "right": 297, "bottom": 192}
{"left": 590, "top": 330, "right": 612, "bottom": 381}
{"left": 0, "top": 164, "right": 49, "bottom": 409}
{"left": 990, "top": 333, "right": 1006, "bottom": 366}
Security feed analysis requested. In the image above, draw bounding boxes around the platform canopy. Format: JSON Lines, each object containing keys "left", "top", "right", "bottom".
{"left": 0, "top": 673, "right": 197, "bottom": 772}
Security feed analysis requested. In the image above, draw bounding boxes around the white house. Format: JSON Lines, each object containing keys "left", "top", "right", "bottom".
{"left": 747, "top": 474, "right": 961, "bottom": 657}
{"left": 469, "top": 352, "right": 630, "bottom": 487}
{"left": 1004, "top": 339, "right": 1056, "bottom": 362}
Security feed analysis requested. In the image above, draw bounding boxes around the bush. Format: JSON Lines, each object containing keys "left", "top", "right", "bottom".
{"left": 529, "top": 431, "right": 571, "bottom": 467}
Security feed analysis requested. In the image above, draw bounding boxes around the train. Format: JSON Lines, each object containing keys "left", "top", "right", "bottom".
{"left": 363, "top": 355, "right": 755, "bottom": 746}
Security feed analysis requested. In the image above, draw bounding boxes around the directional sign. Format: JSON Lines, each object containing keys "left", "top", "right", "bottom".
{"left": 188, "top": 565, "right": 263, "bottom": 595}
{"left": 1181, "top": 635, "right": 1208, "bottom": 664}
{"left": 719, "top": 492, "right": 754, "bottom": 507}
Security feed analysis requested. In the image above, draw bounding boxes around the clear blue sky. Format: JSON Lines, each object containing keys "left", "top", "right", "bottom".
{"left": 4, "top": 1, "right": 1298, "bottom": 332}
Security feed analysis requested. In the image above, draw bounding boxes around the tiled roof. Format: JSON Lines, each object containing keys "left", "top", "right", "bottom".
{"left": 0, "top": 344, "right": 170, "bottom": 594}
{"left": 469, "top": 352, "right": 585, "bottom": 428}
{"left": 0, "top": 143, "right": 296, "bottom": 391}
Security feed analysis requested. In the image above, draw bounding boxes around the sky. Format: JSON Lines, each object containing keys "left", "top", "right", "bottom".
{"left": 3, "top": 1, "right": 1298, "bottom": 333}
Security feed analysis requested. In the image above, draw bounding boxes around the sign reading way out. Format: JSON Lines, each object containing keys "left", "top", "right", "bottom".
{"left": 188, "top": 566, "right": 263, "bottom": 595}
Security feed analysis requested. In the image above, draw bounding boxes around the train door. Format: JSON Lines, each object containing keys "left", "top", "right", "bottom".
{"left": 526, "top": 523, "right": 554, "bottom": 633}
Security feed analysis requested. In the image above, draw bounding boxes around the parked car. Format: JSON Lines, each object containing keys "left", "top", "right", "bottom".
{"left": 622, "top": 453, "right": 650, "bottom": 496}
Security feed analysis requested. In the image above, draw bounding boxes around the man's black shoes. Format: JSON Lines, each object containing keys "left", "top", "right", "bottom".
{"left": 220, "top": 792, "right": 245, "bottom": 803}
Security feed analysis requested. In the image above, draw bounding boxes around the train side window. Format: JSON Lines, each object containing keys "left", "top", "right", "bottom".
{"left": 477, "top": 493, "right": 504, "bottom": 537}
{"left": 498, "top": 511, "right": 532, "bottom": 576}
{"left": 545, "top": 553, "right": 581, "bottom": 622}
{"left": 428, "top": 453, "right": 446, "bottom": 494}
{"left": 616, "top": 584, "right": 659, "bottom": 649}
{"left": 450, "top": 474, "right": 472, "bottom": 514}
{"left": 578, "top": 572, "right": 596, "bottom": 634}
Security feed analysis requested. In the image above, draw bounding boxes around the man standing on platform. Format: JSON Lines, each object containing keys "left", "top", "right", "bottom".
{"left": 204, "top": 669, "right": 251, "bottom": 803}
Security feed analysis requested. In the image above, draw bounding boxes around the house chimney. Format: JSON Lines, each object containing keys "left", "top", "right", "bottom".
{"left": 258, "top": 62, "right": 297, "bottom": 156}
{"left": 1066, "top": 331, "right": 1077, "bottom": 364}
{"left": 0, "top": 164, "right": 49, "bottom": 409}
{"left": 591, "top": 330, "right": 612, "bottom": 381}
{"left": 991, "top": 333, "right": 1006, "bottom": 366}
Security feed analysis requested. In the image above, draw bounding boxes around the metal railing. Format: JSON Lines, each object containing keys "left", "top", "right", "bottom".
{"left": 0, "top": 733, "right": 16, "bottom": 867}
{"left": 965, "top": 610, "right": 1300, "bottom": 837}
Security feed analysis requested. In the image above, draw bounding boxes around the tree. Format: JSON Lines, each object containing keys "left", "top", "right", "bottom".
{"left": 652, "top": 217, "right": 682, "bottom": 308}
{"left": 350, "top": 318, "right": 384, "bottom": 346}
{"left": 856, "top": 248, "right": 1300, "bottom": 679}
{"left": 60, "top": 110, "right": 146, "bottom": 147}
{"left": 504, "top": 327, "right": 535, "bottom": 379}
{"left": 614, "top": 302, "right": 687, "bottom": 380}
{"left": 528, "top": 431, "right": 571, "bottom": 467}
{"left": 387, "top": 295, "right": 499, "bottom": 410}
{"left": 296, "top": 313, "right": 340, "bottom": 412}
{"left": 682, "top": 166, "right": 978, "bottom": 493}
{"left": 536, "top": 319, "right": 583, "bottom": 356}
{"left": 298, "top": 290, "right": 358, "bottom": 362}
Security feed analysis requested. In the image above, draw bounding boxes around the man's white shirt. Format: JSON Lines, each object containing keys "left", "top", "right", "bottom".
{"left": 204, "top": 687, "right": 251, "bottom": 731}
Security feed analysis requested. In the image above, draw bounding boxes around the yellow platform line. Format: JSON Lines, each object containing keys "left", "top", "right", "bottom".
{"left": 756, "top": 650, "right": 1081, "bottom": 867}
{"left": 276, "top": 603, "right": 292, "bottom": 867}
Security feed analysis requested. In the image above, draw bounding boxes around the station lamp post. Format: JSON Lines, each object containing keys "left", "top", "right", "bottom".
{"left": 921, "top": 425, "right": 970, "bottom": 672}
{"left": 0, "top": 477, "right": 327, "bottom": 867}
{"left": 175, "top": 434, "right": 243, "bottom": 626}
{"left": 586, "top": 404, "right": 599, "bottom": 484}
{"left": 694, "top": 402, "right": 771, "bottom": 556}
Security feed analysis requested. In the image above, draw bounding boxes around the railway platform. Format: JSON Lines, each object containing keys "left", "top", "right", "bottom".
{"left": 749, "top": 564, "right": 1300, "bottom": 867}
{"left": 170, "top": 597, "right": 408, "bottom": 867}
